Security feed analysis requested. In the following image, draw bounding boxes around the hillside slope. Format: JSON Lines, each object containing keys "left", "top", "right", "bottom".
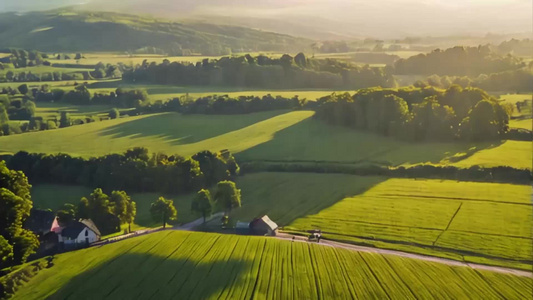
{"left": 12, "top": 231, "right": 533, "bottom": 299}
{"left": 0, "top": 10, "right": 310, "bottom": 53}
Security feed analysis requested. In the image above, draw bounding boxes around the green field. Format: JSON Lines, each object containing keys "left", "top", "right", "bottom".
{"left": 11, "top": 231, "right": 532, "bottom": 299}
{"left": 450, "top": 140, "right": 532, "bottom": 170}
{"left": 0, "top": 65, "right": 92, "bottom": 76}
{"left": 1, "top": 111, "right": 529, "bottom": 169}
{"left": 285, "top": 177, "right": 532, "bottom": 269}
{"left": 34, "top": 102, "right": 117, "bottom": 119}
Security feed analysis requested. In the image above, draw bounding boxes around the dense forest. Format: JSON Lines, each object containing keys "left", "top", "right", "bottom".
{"left": 123, "top": 53, "right": 396, "bottom": 89}
{"left": 393, "top": 46, "right": 525, "bottom": 76}
{"left": 314, "top": 86, "right": 512, "bottom": 141}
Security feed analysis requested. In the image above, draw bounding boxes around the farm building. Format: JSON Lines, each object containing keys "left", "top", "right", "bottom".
{"left": 24, "top": 209, "right": 60, "bottom": 255}
{"left": 59, "top": 219, "right": 101, "bottom": 249}
{"left": 250, "top": 215, "right": 278, "bottom": 236}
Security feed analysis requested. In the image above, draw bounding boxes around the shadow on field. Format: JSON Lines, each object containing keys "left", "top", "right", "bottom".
{"left": 236, "top": 117, "right": 502, "bottom": 165}
{"left": 97, "top": 110, "right": 284, "bottom": 144}
{"left": 49, "top": 253, "right": 251, "bottom": 299}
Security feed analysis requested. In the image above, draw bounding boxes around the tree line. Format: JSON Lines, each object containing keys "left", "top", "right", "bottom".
{"left": 393, "top": 45, "right": 525, "bottom": 76}
{"left": 314, "top": 86, "right": 512, "bottom": 141}
{"left": 123, "top": 53, "right": 397, "bottom": 89}
{"left": 3, "top": 148, "right": 239, "bottom": 195}
{"left": 414, "top": 68, "right": 532, "bottom": 94}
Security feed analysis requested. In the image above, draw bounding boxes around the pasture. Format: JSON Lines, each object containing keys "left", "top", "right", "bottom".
{"left": 287, "top": 177, "right": 532, "bottom": 269}
{"left": 11, "top": 231, "right": 532, "bottom": 299}
{"left": 1, "top": 111, "right": 529, "bottom": 169}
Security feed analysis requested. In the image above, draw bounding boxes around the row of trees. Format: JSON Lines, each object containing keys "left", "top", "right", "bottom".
{"left": 0, "top": 161, "right": 39, "bottom": 269}
{"left": 315, "top": 86, "right": 511, "bottom": 141}
{"left": 414, "top": 68, "right": 532, "bottom": 93}
{"left": 393, "top": 45, "right": 524, "bottom": 76}
{"left": 4, "top": 148, "right": 239, "bottom": 195}
{"left": 123, "top": 54, "right": 396, "bottom": 89}
{"left": 34, "top": 85, "right": 149, "bottom": 107}
{"left": 0, "top": 49, "right": 48, "bottom": 68}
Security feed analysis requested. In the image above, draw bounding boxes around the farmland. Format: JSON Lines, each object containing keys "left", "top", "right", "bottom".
{"left": 29, "top": 172, "right": 532, "bottom": 270}
{"left": 11, "top": 231, "right": 533, "bottom": 299}
{"left": 286, "top": 177, "right": 532, "bottom": 269}
{"left": 1, "top": 110, "right": 528, "bottom": 170}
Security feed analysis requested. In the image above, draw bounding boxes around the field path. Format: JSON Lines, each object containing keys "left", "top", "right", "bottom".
{"left": 275, "top": 233, "right": 533, "bottom": 278}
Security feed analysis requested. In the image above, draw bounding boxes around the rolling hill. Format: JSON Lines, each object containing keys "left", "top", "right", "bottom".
{"left": 0, "top": 10, "right": 310, "bottom": 53}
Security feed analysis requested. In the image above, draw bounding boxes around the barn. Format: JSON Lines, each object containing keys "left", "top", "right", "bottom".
{"left": 59, "top": 219, "right": 101, "bottom": 249}
{"left": 250, "top": 215, "right": 278, "bottom": 236}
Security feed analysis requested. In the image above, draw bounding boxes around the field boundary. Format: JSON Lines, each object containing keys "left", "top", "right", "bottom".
{"left": 433, "top": 203, "right": 463, "bottom": 246}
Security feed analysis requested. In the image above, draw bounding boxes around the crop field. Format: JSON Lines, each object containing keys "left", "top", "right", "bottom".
{"left": 0, "top": 111, "right": 528, "bottom": 169}
{"left": 287, "top": 178, "right": 532, "bottom": 269}
{"left": 0, "top": 65, "right": 92, "bottom": 76}
{"left": 12, "top": 231, "right": 532, "bottom": 299}
{"left": 31, "top": 184, "right": 197, "bottom": 228}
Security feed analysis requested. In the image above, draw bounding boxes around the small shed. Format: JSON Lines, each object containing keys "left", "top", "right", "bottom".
{"left": 250, "top": 215, "right": 278, "bottom": 236}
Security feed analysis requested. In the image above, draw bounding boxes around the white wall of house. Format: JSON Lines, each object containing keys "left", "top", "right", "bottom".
{"left": 59, "top": 228, "right": 100, "bottom": 245}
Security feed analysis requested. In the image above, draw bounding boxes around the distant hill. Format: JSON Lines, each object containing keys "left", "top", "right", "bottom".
{"left": 0, "top": 10, "right": 311, "bottom": 54}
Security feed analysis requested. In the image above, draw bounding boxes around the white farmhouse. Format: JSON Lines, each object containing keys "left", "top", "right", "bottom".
{"left": 59, "top": 219, "right": 101, "bottom": 249}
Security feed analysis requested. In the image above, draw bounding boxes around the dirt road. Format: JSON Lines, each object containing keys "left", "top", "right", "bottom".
{"left": 275, "top": 232, "right": 533, "bottom": 278}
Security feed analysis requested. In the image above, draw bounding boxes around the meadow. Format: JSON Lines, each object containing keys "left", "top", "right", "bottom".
{"left": 1, "top": 111, "right": 529, "bottom": 169}
{"left": 11, "top": 231, "right": 532, "bottom": 299}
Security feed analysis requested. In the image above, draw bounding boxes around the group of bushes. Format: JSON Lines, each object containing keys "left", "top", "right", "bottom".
{"left": 4, "top": 148, "right": 240, "bottom": 195}
{"left": 34, "top": 85, "right": 149, "bottom": 107}
{"left": 315, "top": 86, "right": 512, "bottom": 142}
{"left": 123, "top": 53, "right": 397, "bottom": 89}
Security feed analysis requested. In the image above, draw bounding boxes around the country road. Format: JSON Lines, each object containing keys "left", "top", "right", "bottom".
{"left": 275, "top": 232, "right": 533, "bottom": 278}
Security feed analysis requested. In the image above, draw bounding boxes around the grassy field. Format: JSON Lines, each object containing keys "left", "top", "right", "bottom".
{"left": 0, "top": 65, "right": 92, "bottom": 76}
{"left": 450, "top": 140, "right": 531, "bottom": 170}
{"left": 285, "top": 177, "right": 532, "bottom": 269}
{"left": 1, "top": 111, "right": 529, "bottom": 169}
{"left": 11, "top": 231, "right": 532, "bottom": 299}
{"left": 34, "top": 102, "right": 116, "bottom": 119}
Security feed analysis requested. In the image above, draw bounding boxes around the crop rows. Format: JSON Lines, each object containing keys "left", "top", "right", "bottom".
{"left": 288, "top": 178, "right": 533, "bottom": 268}
{"left": 13, "top": 231, "right": 533, "bottom": 299}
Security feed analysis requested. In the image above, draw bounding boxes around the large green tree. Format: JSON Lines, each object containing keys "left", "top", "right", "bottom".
{"left": 0, "top": 161, "right": 39, "bottom": 266}
{"left": 191, "top": 189, "right": 213, "bottom": 223}
{"left": 110, "top": 191, "right": 136, "bottom": 233}
{"left": 214, "top": 181, "right": 241, "bottom": 215}
{"left": 150, "top": 197, "right": 177, "bottom": 228}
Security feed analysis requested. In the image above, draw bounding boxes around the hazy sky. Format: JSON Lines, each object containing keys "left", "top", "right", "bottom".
{"left": 1, "top": 0, "right": 531, "bottom": 38}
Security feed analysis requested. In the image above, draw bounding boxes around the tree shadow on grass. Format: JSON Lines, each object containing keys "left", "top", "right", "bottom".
{"left": 48, "top": 253, "right": 251, "bottom": 300}
{"left": 97, "top": 110, "right": 285, "bottom": 145}
{"left": 235, "top": 116, "right": 502, "bottom": 166}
